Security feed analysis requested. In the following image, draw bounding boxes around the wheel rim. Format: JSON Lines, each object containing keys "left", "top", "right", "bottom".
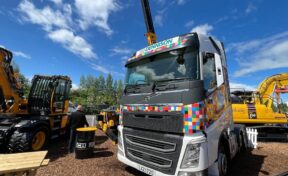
{"left": 32, "top": 131, "right": 46, "bottom": 150}
{"left": 218, "top": 152, "right": 228, "bottom": 175}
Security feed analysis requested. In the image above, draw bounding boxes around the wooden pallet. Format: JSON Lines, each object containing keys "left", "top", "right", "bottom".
{"left": 0, "top": 151, "right": 49, "bottom": 176}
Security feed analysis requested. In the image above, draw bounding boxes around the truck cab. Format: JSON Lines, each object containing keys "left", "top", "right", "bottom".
{"left": 118, "top": 33, "right": 246, "bottom": 176}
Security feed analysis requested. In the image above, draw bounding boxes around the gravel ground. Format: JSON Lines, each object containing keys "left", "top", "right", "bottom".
{"left": 37, "top": 131, "right": 288, "bottom": 176}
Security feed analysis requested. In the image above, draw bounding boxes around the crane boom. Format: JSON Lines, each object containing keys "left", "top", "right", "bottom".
{"left": 141, "top": 0, "right": 157, "bottom": 45}
{"left": 256, "top": 73, "right": 288, "bottom": 107}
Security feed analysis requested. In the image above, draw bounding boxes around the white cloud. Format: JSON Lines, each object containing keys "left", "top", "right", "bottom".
{"left": 185, "top": 20, "right": 194, "bottom": 28}
{"left": 154, "top": 9, "right": 168, "bottom": 27}
{"left": 245, "top": 3, "right": 257, "bottom": 14}
{"left": 121, "top": 56, "right": 129, "bottom": 65}
{"left": 72, "top": 83, "right": 79, "bottom": 90}
{"left": 230, "top": 82, "right": 256, "bottom": 91}
{"left": 50, "top": 0, "right": 62, "bottom": 6}
{"left": 0, "top": 45, "right": 31, "bottom": 59}
{"left": 18, "top": 0, "right": 71, "bottom": 31}
{"left": 75, "top": 0, "right": 120, "bottom": 36}
{"left": 176, "top": 0, "right": 186, "bottom": 5}
{"left": 155, "top": 0, "right": 166, "bottom": 5}
{"left": 91, "top": 64, "right": 110, "bottom": 74}
{"left": 155, "top": 14, "right": 163, "bottom": 26}
{"left": 110, "top": 46, "right": 133, "bottom": 56}
{"left": 13, "top": 51, "right": 32, "bottom": 59}
{"left": 191, "top": 24, "right": 213, "bottom": 35}
{"left": 17, "top": 1, "right": 97, "bottom": 59}
{"left": 48, "top": 29, "right": 96, "bottom": 59}
{"left": 228, "top": 31, "right": 288, "bottom": 77}
{"left": 91, "top": 63, "right": 124, "bottom": 77}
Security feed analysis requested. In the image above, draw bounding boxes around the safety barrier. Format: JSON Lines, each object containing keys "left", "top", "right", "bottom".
{"left": 86, "top": 115, "right": 97, "bottom": 127}
{"left": 246, "top": 128, "right": 258, "bottom": 149}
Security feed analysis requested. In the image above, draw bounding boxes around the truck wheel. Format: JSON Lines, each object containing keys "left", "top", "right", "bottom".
{"left": 239, "top": 133, "right": 247, "bottom": 152}
{"left": 218, "top": 142, "right": 230, "bottom": 176}
{"left": 8, "top": 127, "right": 49, "bottom": 152}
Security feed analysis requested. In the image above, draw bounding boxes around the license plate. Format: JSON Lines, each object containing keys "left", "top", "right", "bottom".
{"left": 138, "top": 165, "right": 155, "bottom": 176}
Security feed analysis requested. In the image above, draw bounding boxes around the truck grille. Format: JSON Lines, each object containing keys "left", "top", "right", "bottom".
{"left": 123, "top": 127, "right": 183, "bottom": 175}
{"left": 125, "top": 134, "right": 176, "bottom": 153}
{"left": 127, "top": 148, "right": 172, "bottom": 168}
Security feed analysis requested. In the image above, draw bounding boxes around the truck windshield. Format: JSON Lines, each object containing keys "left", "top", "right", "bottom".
{"left": 125, "top": 47, "right": 199, "bottom": 86}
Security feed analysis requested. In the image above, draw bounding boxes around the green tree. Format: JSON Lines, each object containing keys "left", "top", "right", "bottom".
{"left": 104, "top": 74, "right": 114, "bottom": 104}
{"left": 12, "top": 62, "right": 31, "bottom": 98}
{"left": 117, "top": 80, "right": 123, "bottom": 104}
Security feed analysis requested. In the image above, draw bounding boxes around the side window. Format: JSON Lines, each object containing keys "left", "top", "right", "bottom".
{"left": 55, "top": 80, "right": 66, "bottom": 102}
{"left": 203, "top": 56, "right": 217, "bottom": 92}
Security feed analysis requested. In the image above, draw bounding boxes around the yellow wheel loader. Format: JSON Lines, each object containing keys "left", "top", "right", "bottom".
{"left": 0, "top": 47, "right": 72, "bottom": 152}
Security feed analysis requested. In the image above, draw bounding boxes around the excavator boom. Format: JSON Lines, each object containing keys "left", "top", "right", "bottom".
{"left": 256, "top": 73, "right": 288, "bottom": 107}
{"left": 232, "top": 73, "right": 288, "bottom": 140}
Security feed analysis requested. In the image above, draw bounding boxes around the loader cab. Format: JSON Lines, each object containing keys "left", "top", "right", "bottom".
{"left": 28, "top": 75, "right": 71, "bottom": 116}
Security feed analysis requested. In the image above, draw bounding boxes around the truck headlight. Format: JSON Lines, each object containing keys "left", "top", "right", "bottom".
{"left": 118, "top": 128, "right": 123, "bottom": 149}
{"left": 181, "top": 143, "right": 201, "bottom": 168}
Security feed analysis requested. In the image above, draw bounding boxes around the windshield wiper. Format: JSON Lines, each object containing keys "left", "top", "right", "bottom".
{"left": 124, "top": 83, "right": 150, "bottom": 94}
{"left": 152, "top": 77, "right": 192, "bottom": 92}
{"left": 155, "top": 77, "right": 192, "bottom": 83}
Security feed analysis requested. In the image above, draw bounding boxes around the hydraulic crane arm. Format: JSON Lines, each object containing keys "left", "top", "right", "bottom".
{"left": 141, "top": 0, "right": 157, "bottom": 45}
{"left": 256, "top": 73, "right": 288, "bottom": 108}
{"left": 0, "top": 47, "right": 25, "bottom": 113}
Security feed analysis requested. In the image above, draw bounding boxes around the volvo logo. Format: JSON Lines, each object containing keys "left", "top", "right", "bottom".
{"left": 144, "top": 96, "right": 151, "bottom": 102}
{"left": 144, "top": 93, "right": 160, "bottom": 102}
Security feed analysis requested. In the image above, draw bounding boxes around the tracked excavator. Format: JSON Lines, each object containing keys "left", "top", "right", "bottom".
{"left": 0, "top": 47, "right": 72, "bottom": 152}
{"left": 232, "top": 73, "right": 288, "bottom": 140}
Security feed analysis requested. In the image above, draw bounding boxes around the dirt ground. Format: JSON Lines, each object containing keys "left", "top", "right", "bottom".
{"left": 37, "top": 131, "right": 288, "bottom": 176}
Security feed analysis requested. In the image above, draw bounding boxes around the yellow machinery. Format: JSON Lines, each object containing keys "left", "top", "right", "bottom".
{"left": 96, "top": 106, "right": 119, "bottom": 143}
{"left": 232, "top": 73, "right": 288, "bottom": 124}
{"left": 0, "top": 48, "right": 27, "bottom": 114}
{"left": 232, "top": 73, "right": 288, "bottom": 140}
{"left": 0, "top": 47, "right": 72, "bottom": 152}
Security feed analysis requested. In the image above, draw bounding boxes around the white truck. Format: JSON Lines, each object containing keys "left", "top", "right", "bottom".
{"left": 117, "top": 32, "right": 248, "bottom": 176}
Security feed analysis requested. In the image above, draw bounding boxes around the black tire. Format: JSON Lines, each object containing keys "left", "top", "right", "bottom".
{"left": 218, "top": 141, "right": 230, "bottom": 176}
{"left": 8, "top": 131, "right": 31, "bottom": 152}
{"left": 106, "top": 128, "right": 118, "bottom": 143}
{"left": 8, "top": 127, "right": 49, "bottom": 152}
{"left": 239, "top": 133, "right": 247, "bottom": 152}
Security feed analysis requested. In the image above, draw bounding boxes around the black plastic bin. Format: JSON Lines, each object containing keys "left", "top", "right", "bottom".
{"left": 75, "top": 127, "right": 97, "bottom": 159}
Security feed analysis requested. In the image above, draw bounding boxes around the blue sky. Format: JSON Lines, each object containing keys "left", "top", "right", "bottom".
{"left": 1, "top": 0, "right": 288, "bottom": 102}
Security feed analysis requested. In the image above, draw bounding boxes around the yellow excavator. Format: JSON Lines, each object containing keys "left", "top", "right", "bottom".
{"left": 0, "top": 47, "right": 72, "bottom": 152}
{"left": 231, "top": 73, "right": 288, "bottom": 140}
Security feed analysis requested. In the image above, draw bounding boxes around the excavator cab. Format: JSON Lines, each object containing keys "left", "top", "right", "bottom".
{"left": 28, "top": 75, "right": 71, "bottom": 116}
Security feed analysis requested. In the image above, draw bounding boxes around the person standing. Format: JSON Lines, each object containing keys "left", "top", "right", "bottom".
{"left": 68, "top": 105, "right": 89, "bottom": 153}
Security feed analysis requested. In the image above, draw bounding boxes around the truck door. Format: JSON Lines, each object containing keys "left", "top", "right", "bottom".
{"left": 202, "top": 53, "right": 227, "bottom": 123}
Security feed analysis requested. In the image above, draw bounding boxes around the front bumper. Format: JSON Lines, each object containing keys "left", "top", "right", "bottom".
{"left": 117, "top": 125, "right": 209, "bottom": 176}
